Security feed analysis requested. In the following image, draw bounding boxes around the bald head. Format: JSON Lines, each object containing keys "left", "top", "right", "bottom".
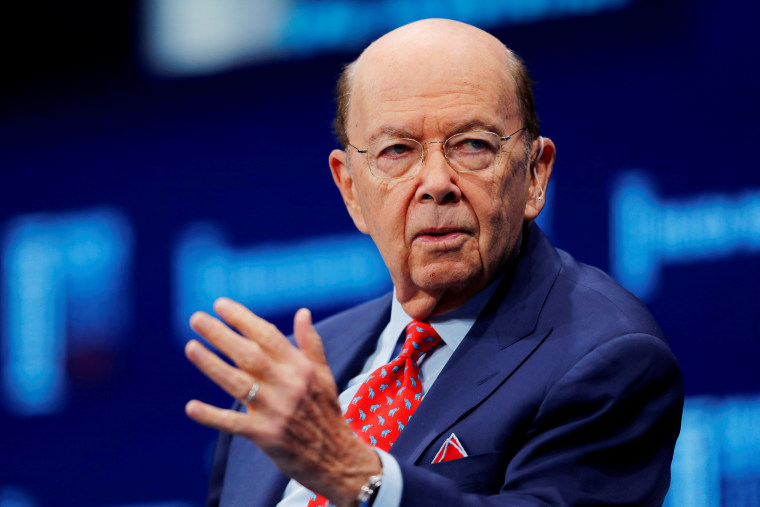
{"left": 333, "top": 19, "right": 538, "bottom": 150}
{"left": 359, "top": 19, "right": 510, "bottom": 75}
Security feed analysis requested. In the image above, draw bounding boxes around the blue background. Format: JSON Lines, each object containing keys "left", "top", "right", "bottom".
{"left": 1, "top": 1, "right": 759, "bottom": 505}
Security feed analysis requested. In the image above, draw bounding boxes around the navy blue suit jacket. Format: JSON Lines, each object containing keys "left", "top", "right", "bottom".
{"left": 206, "top": 226, "right": 684, "bottom": 506}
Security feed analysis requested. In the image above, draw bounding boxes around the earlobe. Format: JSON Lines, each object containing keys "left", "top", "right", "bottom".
{"left": 524, "top": 136, "right": 555, "bottom": 221}
{"left": 329, "top": 149, "right": 369, "bottom": 233}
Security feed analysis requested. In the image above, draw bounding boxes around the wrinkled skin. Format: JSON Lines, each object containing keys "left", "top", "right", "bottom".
{"left": 329, "top": 21, "right": 553, "bottom": 319}
{"left": 185, "top": 18, "right": 555, "bottom": 506}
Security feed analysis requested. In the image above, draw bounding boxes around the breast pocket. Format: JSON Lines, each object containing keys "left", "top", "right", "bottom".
{"left": 419, "top": 451, "right": 505, "bottom": 494}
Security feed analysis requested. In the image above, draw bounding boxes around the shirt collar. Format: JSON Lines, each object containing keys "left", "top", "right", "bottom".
{"left": 388, "top": 274, "right": 504, "bottom": 352}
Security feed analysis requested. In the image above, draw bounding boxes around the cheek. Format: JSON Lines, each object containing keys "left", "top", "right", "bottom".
{"left": 357, "top": 181, "right": 412, "bottom": 241}
{"left": 475, "top": 175, "right": 527, "bottom": 248}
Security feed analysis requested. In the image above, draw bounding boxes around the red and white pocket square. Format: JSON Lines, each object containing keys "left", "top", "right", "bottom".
{"left": 432, "top": 433, "right": 468, "bottom": 463}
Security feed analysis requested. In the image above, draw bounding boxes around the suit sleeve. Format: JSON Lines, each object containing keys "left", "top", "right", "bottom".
{"left": 205, "top": 402, "right": 241, "bottom": 507}
{"left": 395, "top": 333, "right": 684, "bottom": 506}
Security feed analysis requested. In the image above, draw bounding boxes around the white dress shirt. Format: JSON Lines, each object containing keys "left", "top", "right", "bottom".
{"left": 278, "top": 278, "right": 501, "bottom": 506}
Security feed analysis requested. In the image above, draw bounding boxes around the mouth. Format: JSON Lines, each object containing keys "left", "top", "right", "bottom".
{"left": 414, "top": 227, "right": 468, "bottom": 242}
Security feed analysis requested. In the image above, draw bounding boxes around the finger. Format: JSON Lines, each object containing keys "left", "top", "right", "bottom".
{"left": 189, "top": 311, "right": 267, "bottom": 375}
{"left": 293, "top": 308, "right": 328, "bottom": 367}
{"left": 185, "top": 399, "right": 256, "bottom": 437}
{"left": 185, "top": 339, "right": 256, "bottom": 401}
{"left": 214, "top": 298, "right": 295, "bottom": 360}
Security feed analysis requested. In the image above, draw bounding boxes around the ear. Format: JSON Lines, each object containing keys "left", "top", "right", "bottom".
{"left": 524, "top": 136, "right": 555, "bottom": 221}
{"left": 329, "top": 148, "right": 369, "bottom": 233}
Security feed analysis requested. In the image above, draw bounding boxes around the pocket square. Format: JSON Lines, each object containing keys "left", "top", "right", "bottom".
{"left": 432, "top": 433, "right": 468, "bottom": 463}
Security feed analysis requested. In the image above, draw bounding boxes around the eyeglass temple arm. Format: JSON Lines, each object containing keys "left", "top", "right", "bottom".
{"left": 347, "top": 143, "right": 368, "bottom": 154}
{"left": 500, "top": 126, "right": 527, "bottom": 141}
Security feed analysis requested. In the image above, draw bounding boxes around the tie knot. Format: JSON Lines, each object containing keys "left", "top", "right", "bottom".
{"left": 400, "top": 320, "right": 441, "bottom": 362}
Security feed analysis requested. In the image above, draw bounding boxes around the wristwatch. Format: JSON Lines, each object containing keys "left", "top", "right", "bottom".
{"left": 357, "top": 474, "right": 382, "bottom": 507}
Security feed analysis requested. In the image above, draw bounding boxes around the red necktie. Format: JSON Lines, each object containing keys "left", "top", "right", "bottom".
{"left": 307, "top": 320, "right": 441, "bottom": 506}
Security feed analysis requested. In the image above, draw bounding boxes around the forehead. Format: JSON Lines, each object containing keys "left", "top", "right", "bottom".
{"left": 349, "top": 37, "right": 518, "bottom": 139}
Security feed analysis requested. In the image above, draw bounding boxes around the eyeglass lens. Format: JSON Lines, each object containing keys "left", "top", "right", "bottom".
{"left": 367, "top": 131, "right": 507, "bottom": 178}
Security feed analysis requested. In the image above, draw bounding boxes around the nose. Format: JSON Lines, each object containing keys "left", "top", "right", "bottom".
{"left": 414, "top": 144, "right": 462, "bottom": 205}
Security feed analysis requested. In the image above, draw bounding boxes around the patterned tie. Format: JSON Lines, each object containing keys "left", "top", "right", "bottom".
{"left": 307, "top": 320, "right": 441, "bottom": 506}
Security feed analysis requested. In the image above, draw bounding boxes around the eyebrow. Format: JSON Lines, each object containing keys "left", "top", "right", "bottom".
{"left": 368, "top": 127, "right": 418, "bottom": 143}
{"left": 447, "top": 120, "right": 505, "bottom": 136}
{"left": 369, "top": 120, "right": 506, "bottom": 143}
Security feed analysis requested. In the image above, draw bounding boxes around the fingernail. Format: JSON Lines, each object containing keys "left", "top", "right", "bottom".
{"left": 298, "top": 307, "right": 311, "bottom": 320}
{"left": 185, "top": 400, "right": 201, "bottom": 417}
{"left": 215, "top": 297, "right": 232, "bottom": 313}
{"left": 185, "top": 339, "right": 201, "bottom": 358}
{"left": 189, "top": 311, "right": 207, "bottom": 330}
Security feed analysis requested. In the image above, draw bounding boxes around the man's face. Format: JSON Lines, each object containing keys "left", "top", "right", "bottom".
{"left": 330, "top": 25, "right": 547, "bottom": 318}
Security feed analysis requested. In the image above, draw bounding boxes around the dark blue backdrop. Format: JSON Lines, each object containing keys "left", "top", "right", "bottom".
{"left": 1, "top": 1, "right": 759, "bottom": 506}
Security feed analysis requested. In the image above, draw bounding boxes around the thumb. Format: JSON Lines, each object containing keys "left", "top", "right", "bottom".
{"left": 293, "top": 308, "right": 328, "bottom": 366}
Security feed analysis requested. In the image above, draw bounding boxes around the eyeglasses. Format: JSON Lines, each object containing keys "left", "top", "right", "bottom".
{"left": 347, "top": 127, "right": 525, "bottom": 179}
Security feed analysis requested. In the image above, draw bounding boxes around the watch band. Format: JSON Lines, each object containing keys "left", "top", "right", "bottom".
{"left": 357, "top": 474, "right": 382, "bottom": 507}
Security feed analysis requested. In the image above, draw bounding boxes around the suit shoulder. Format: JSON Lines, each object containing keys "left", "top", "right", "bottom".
{"left": 549, "top": 248, "right": 665, "bottom": 341}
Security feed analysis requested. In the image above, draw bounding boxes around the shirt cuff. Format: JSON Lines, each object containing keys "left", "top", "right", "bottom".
{"left": 325, "top": 449, "right": 401, "bottom": 507}
{"left": 372, "top": 449, "right": 402, "bottom": 507}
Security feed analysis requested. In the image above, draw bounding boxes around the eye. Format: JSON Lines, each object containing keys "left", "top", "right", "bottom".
{"left": 382, "top": 144, "right": 411, "bottom": 156}
{"left": 461, "top": 138, "right": 488, "bottom": 152}
{"left": 375, "top": 139, "right": 419, "bottom": 159}
{"left": 450, "top": 134, "right": 499, "bottom": 154}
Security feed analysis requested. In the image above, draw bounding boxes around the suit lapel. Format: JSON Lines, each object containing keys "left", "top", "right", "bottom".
{"left": 390, "top": 226, "right": 563, "bottom": 463}
{"left": 317, "top": 293, "right": 393, "bottom": 390}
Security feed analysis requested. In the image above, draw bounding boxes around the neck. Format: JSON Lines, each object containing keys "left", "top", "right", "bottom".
{"left": 396, "top": 224, "right": 529, "bottom": 319}
{"left": 396, "top": 287, "right": 478, "bottom": 320}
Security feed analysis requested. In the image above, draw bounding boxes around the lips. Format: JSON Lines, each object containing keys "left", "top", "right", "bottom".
{"left": 416, "top": 227, "right": 462, "bottom": 237}
{"left": 413, "top": 227, "right": 470, "bottom": 243}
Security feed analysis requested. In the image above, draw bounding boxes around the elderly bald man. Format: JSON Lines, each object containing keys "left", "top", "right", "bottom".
{"left": 185, "top": 19, "right": 683, "bottom": 507}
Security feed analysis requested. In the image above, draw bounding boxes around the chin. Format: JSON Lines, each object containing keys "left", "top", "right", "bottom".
{"left": 411, "top": 262, "right": 482, "bottom": 293}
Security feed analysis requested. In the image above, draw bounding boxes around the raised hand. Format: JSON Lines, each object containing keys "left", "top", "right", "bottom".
{"left": 184, "top": 297, "right": 380, "bottom": 507}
